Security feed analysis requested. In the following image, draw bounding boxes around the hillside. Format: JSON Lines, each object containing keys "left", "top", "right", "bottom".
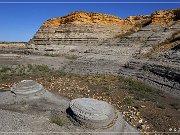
{"left": 26, "top": 9, "right": 180, "bottom": 97}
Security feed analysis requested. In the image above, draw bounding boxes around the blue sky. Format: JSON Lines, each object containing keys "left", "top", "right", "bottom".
{"left": 0, "top": 1, "right": 179, "bottom": 42}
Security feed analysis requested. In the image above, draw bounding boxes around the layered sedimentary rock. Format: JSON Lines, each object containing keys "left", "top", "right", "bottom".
{"left": 124, "top": 15, "right": 151, "bottom": 30}
{"left": 152, "top": 8, "right": 180, "bottom": 24}
{"left": 28, "top": 9, "right": 180, "bottom": 51}
{"left": 117, "top": 20, "right": 180, "bottom": 97}
{"left": 11, "top": 80, "right": 44, "bottom": 95}
{"left": 29, "top": 24, "right": 122, "bottom": 47}
{"left": 119, "top": 59, "right": 180, "bottom": 98}
{"left": 28, "top": 11, "right": 122, "bottom": 49}
{"left": 26, "top": 9, "right": 180, "bottom": 97}
{"left": 69, "top": 98, "right": 117, "bottom": 129}
{"left": 28, "top": 11, "right": 151, "bottom": 51}
{"left": 42, "top": 11, "right": 123, "bottom": 27}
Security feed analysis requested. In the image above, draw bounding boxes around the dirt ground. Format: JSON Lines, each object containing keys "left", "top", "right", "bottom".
{"left": 0, "top": 43, "right": 179, "bottom": 134}
{"left": 0, "top": 71, "right": 179, "bottom": 134}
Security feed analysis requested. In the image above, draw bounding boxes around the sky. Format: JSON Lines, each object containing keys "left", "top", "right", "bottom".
{"left": 0, "top": 0, "right": 179, "bottom": 42}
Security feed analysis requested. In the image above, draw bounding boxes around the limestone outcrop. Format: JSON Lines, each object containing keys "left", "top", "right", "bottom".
{"left": 28, "top": 11, "right": 152, "bottom": 50}
{"left": 28, "top": 9, "right": 179, "bottom": 51}
{"left": 42, "top": 11, "right": 123, "bottom": 27}
{"left": 28, "top": 11, "right": 123, "bottom": 48}
{"left": 25, "top": 9, "right": 180, "bottom": 97}
{"left": 151, "top": 8, "right": 180, "bottom": 24}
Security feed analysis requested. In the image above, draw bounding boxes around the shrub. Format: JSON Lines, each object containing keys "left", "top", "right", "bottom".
{"left": 0, "top": 66, "right": 11, "bottom": 73}
{"left": 118, "top": 76, "right": 164, "bottom": 102}
{"left": 50, "top": 115, "right": 66, "bottom": 126}
{"left": 169, "top": 103, "right": 179, "bottom": 110}
{"left": 124, "top": 97, "right": 134, "bottom": 105}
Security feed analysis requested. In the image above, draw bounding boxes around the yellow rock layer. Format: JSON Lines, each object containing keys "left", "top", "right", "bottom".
{"left": 42, "top": 11, "right": 123, "bottom": 27}
{"left": 42, "top": 9, "right": 180, "bottom": 29}
{"left": 151, "top": 8, "right": 180, "bottom": 24}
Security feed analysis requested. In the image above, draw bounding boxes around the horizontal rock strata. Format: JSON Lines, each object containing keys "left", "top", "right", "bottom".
{"left": 29, "top": 24, "right": 122, "bottom": 47}
{"left": 152, "top": 8, "right": 180, "bottom": 24}
{"left": 119, "top": 60, "right": 180, "bottom": 98}
{"left": 28, "top": 11, "right": 153, "bottom": 50}
{"left": 26, "top": 9, "right": 180, "bottom": 98}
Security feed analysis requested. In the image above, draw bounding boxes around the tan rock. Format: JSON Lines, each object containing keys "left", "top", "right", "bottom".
{"left": 151, "top": 8, "right": 180, "bottom": 24}
{"left": 42, "top": 11, "right": 123, "bottom": 27}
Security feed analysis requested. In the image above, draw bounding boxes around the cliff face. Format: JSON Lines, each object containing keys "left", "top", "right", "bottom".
{"left": 28, "top": 11, "right": 153, "bottom": 48}
{"left": 29, "top": 12, "right": 126, "bottom": 47}
{"left": 29, "top": 9, "right": 179, "bottom": 49}
{"left": 151, "top": 8, "right": 180, "bottom": 24}
{"left": 124, "top": 15, "right": 151, "bottom": 25}
{"left": 29, "top": 9, "right": 180, "bottom": 48}
{"left": 27, "top": 9, "right": 180, "bottom": 97}
{"left": 41, "top": 11, "right": 151, "bottom": 30}
{"left": 42, "top": 11, "right": 123, "bottom": 27}
{"left": 41, "top": 9, "right": 180, "bottom": 28}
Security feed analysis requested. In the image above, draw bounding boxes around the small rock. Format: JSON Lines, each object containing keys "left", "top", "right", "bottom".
{"left": 139, "top": 119, "right": 143, "bottom": 123}
{"left": 136, "top": 112, "right": 140, "bottom": 116}
{"left": 141, "top": 105, "right": 146, "bottom": 108}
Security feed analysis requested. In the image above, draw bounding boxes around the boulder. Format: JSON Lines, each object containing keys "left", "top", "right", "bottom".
{"left": 68, "top": 98, "right": 116, "bottom": 128}
{"left": 11, "top": 80, "right": 44, "bottom": 95}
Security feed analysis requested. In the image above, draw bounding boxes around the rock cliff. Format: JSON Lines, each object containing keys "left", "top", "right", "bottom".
{"left": 152, "top": 8, "right": 180, "bottom": 24}
{"left": 42, "top": 11, "right": 123, "bottom": 27}
{"left": 28, "top": 9, "right": 180, "bottom": 48}
{"left": 27, "top": 9, "right": 180, "bottom": 97}
{"left": 28, "top": 11, "right": 152, "bottom": 49}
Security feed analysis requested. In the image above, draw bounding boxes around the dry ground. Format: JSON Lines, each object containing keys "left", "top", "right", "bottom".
{"left": 0, "top": 65, "right": 179, "bottom": 134}
{"left": 0, "top": 43, "right": 25, "bottom": 47}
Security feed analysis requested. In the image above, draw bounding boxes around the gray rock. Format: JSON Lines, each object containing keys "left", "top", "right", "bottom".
{"left": 11, "top": 80, "right": 44, "bottom": 95}
{"left": 69, "top": 98, "right": 116, "bottom": 128}
{"left": 0, "top": 81, "right": 141, "bottom": 134}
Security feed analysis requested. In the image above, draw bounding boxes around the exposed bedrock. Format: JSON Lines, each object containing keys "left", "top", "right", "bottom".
{"left": 27, "top": 11, "right": 153, "bottom": 51}
{"left": 28, "top": 24, "right": 122, "bottom": 47}
{"left": 0, "top": 80, "right": 140, "bottom": 134}
{"left": 25, "top": 9, "right": 180, "bottom": 98}
{"left": 151, "top": 8, "right": 180, "bottom": 24}
{"left": 119, "top": 59, "right": 180, "bottom": 98}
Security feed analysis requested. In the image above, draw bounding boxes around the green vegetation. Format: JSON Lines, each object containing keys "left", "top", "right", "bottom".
{"left": 64, "top": 55, "right": 79, "bottom": 60}
{"left": 30, "top": 64, "right": 50, "bottom": 73}
{"left": 0, "top": 64, "right": 66, "bottom": 81}
{"left": 0, "top": 65, "right": 164, "bottom": 103}
{"left": 169, "top": 103, "right": 179, "bottom": 110}
{"left": 157, "top": 104, "right": 166, "bottom": 109}
{"left": 43, "top": 53, "right": 79, "bottom": 60}
{"left": 0, "top": 66, "right": 11, "bottom": 73}
{"left": 44, "top": 53, "right": 60, "bottom": 57}
{"left": 50, "top": 115, "right": 66, "bottom": 126}
{"left": 0, "top": 64, "right": 67, "bottom": 78}
{"left": 55, "top": 68, "right": 67, "bottom": 76}
{"left": 124, "top": 96, "right": 134, "bottom": 105}
{"left": 118, "top": 76, "right": 164, "bottom": 102}
{"left": 78, "top": 74, "right": 162, "bottom": 103}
